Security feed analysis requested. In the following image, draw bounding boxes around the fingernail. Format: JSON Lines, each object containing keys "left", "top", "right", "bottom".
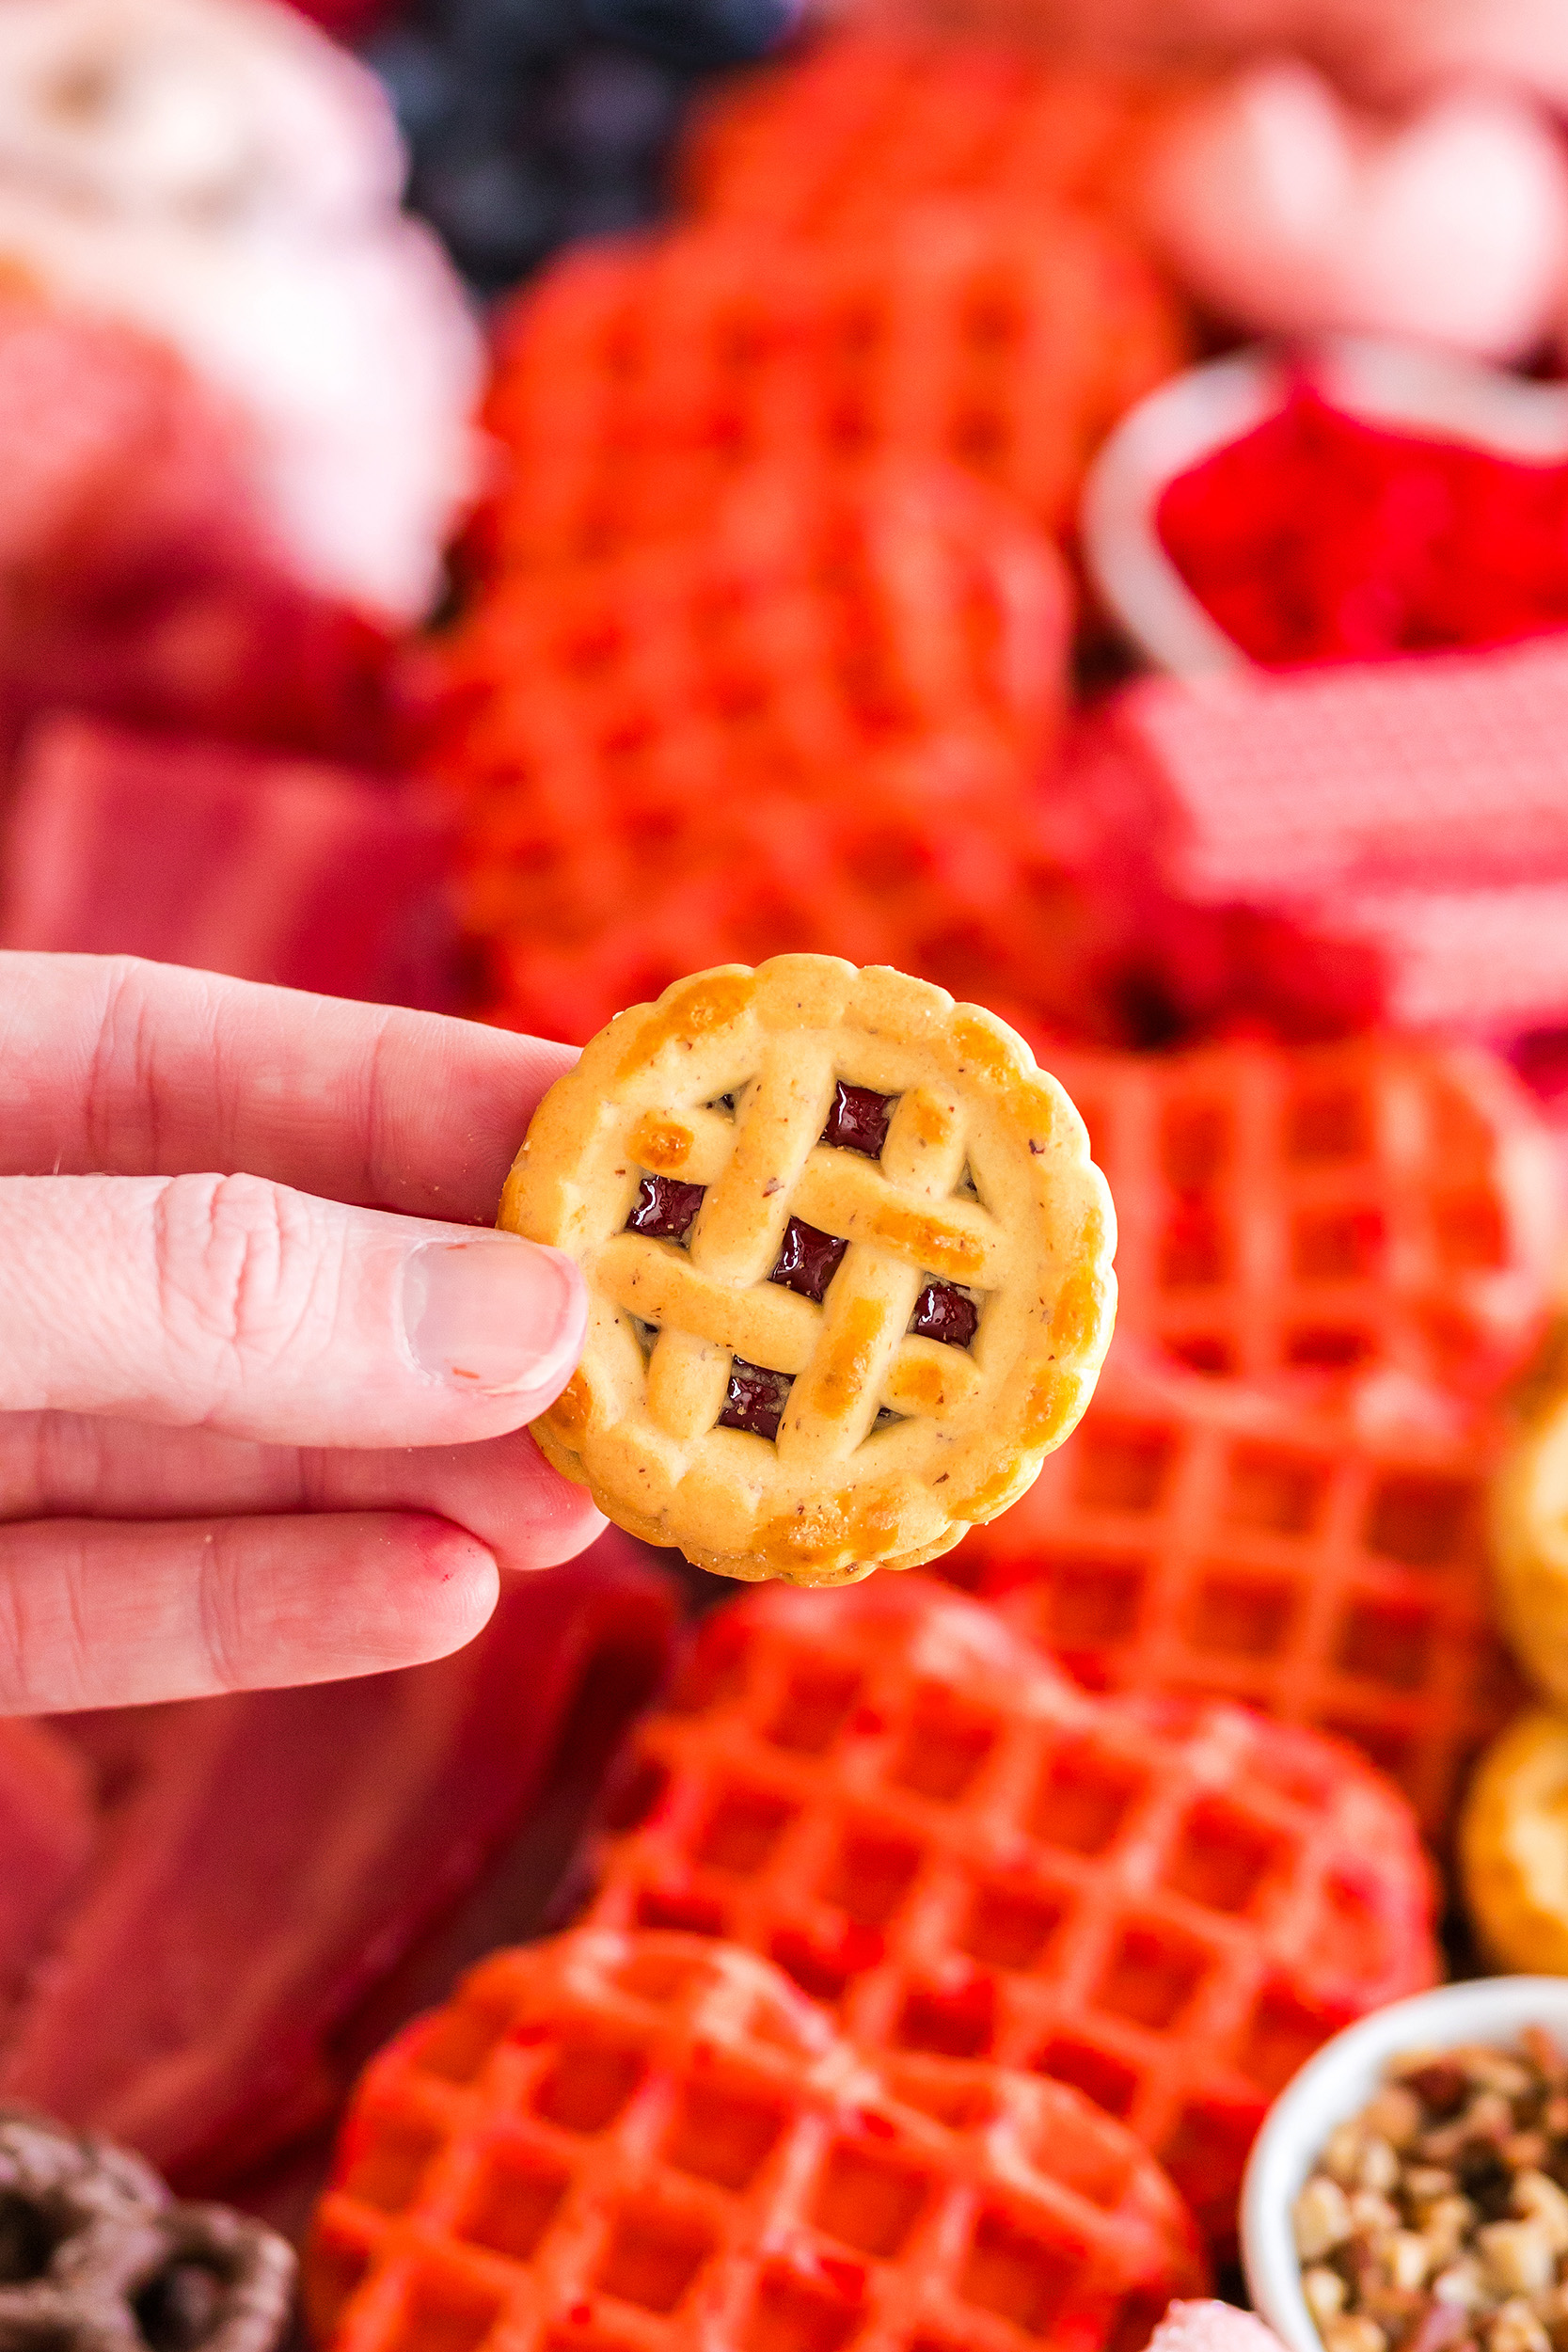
{"left": 402, "top": 1234, "right": 585, "bottom": 1396}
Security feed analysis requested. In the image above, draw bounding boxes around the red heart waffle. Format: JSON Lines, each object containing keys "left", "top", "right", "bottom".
{"left": 957, "top": 1348, "right": 1522, "bottom": 1837}
{"left": 679, "top": 33, "right": 1189, "bottom": 242}
{"left": 1048, "top": 1033, "right": 1558, "bottom": 1403}
{"left": 584, "top": 1577, "right": 1438, "bottom": 2245}
{"left": 480, "top": 204, "right": 1184, "bottom": 574}
{"left": 307, "top": 1928, "right": 1208, "bottom": 2352}
{"left": 434, "top": 461, "right": 1132, "bottom": 1050}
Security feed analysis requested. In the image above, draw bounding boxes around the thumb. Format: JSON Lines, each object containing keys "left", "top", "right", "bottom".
{"left": 0, "top": 1173, "right": 585, "bottom": 1448}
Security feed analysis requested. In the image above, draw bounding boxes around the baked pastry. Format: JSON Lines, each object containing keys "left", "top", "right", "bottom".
{"left": 1461, "top": 1708, "right": 1568, "bottom": 1975}
{"left": 501, "top": 955, "right": 1116, "bottom": 1583}
{"left": 1492, "top": 1387, "right": 1568, "bottom": 1709}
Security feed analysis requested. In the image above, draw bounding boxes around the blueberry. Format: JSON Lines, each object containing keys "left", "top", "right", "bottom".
{"left": 362, "top": 29, "right": 458, "bottom": 147}
{"left": 415, "top": 146, "right": 563, "bottom": 287}
{"left": 582, "top": 0, "right": 798, "bottom": 66}
{"left": 557, "top": 172, "right": 659, "bottom": 238}
{"left": 446, "top": 0, "right": 584, "bottom": 71}
{"left": 546, "top": 46, "right": 686, "bottom": 169}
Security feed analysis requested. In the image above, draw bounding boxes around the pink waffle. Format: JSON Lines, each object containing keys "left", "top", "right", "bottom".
{"left": 956, "top": 1347, "right": 1522, "bottom": 1837}
{"left": 1047, "top": 1033, "right": 1558, "bottom": 1403}
{"left": 586, "top": 1577, "right": 1438, "bottom": 2246}
{"left": 308, "top": 1928, "right": 1208, "bottom": 2352}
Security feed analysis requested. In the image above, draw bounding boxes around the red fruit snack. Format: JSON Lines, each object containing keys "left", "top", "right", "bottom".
{"left": 1156, "top": 388, "right": 1568, "bottom": 666}
{"left": 956, "top": 1347, "right": 1520, "bottom": 1837}
{"left": 2, "top": 1544, "right": 675, "bottom": 2192}
{"left": 481, "top": 204, "right": 1184, "bottom": 573}
{"left": 1049, "top": 1033, "right": 1558, "bottom": 1404}
{"left": 436, "top": 460, "right": 1132, "bottom": 1047}
{"left": 586, "top": 1577, "right": 1439, "bottom": 2244}
{"left": 0, "top": 1720, "right": 95, "bottom": 2030}
{"left": 0, "top": 285, "right": 398, "bottom": 762}
{"left": 308, "top": 1927, "right": 1208, "bottom": 2352}
{"left": 0, "top": 714, "right": 454, "bottom": 1009}
{"left": 681, "top": 32, "right": 1191, "bottom": 240}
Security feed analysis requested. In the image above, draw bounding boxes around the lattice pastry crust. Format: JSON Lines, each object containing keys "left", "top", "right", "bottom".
{"left": 501, "top": 956, "right": 1116, "bottom": 1583}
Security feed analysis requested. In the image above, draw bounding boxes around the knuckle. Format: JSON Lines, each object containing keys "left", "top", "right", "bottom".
{"left": 153, "top": 1173, "right": 339, "bottom": 1379}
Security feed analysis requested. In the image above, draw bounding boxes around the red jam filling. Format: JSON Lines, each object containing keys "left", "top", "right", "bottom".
{"left": 626, "top": 1174, "right": 705, "bottom": 1244}
{"left": 718, "top": 1359, "right": 793, "bottom": 1441}
{"left": 770, "top": 1216, "right": 849, "bottom": 1303}
{"left": 911, "top": 1281, "right": 979, "bottom": 1348}
{"left": 821, "top": 1082, "right": 895, "bottom": 1159}
{"left": 1156, "top": 382, "right": 1568, "bottom": 666}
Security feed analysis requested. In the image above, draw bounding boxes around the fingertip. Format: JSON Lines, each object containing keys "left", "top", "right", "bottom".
{"left": 514, "top": 1478, "right": 610, "bottom": 1574}
{"left": 400, "top": 1232, "right": 584, "bottom": 1404}
{"left": 388, "top": 1516, "right": 502, "bottom": 1663}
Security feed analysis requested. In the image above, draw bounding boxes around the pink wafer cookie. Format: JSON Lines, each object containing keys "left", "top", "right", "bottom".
{"left": 1089, "top": 635, "right": 1568, "bottom": 910}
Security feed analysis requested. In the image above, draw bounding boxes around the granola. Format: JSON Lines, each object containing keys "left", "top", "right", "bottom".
{"left": 1294, "top": 2034, "right": 1568, "bottom": 2352}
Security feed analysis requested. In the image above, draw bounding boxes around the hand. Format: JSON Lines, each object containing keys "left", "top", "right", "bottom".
{"left": 0, "top": 952, "right": 606, "bottom": 1714}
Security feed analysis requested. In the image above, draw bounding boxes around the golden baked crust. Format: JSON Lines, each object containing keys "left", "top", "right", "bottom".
{"left": 1461, "top": 1708, "right": 1568, "bottom": 1976}
{"left": 1493, "top": 1391, "right": 1568, "bottom": 1710}
{"left": 502, "top": 955, "right": 1116, "bottom": 1582}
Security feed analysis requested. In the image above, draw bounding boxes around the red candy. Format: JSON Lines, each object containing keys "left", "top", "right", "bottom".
{"left": 0, "top": 715, "right": 452, "bottom": 1007}
{"left": 1158, "top": 385, "right": 1568, "bottom": 666}
{"left": 4, "top": 1546, "right": 674, "bottom": 2190}
{"left": 0, "top": 286, "right": 397, "bottom": 764}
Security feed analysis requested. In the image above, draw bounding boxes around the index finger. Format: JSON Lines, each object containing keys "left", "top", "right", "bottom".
{"left": 0, "top": 953, "right": 574, "bottom": 1221}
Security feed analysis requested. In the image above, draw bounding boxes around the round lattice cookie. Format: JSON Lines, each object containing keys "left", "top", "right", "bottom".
{"left": 1461, "top": 1709, "right": 1568, "bottom": 1975}
{"left": 1492, "top": 1389, "right": 1568, "bottom": 1710}
{"left": 502, "top": 956, "right": 1117, "bottom": 1584}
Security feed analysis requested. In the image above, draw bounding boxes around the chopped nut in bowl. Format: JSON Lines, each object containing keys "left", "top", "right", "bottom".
{"left": 1243, "top": 1982, "right": 1568, "bottom": 2352}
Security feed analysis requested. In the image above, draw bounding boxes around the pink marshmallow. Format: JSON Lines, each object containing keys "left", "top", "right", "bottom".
{"left": 1146, "top": 61, "right": 1568, "bottom": 361}
{"left": 1144, "top": 2306, "right": 1291, "bottom": 2352}
{"left": 0, "top": 0, "right": 482, "bottom": 622}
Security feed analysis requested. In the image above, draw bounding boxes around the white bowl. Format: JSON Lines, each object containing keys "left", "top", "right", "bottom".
{"left": 1080, "top": 337, "right": 1568, "bottom": 677}
{"left": 1241, "top": 1976, "right": 1568, "bottom": 2352}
